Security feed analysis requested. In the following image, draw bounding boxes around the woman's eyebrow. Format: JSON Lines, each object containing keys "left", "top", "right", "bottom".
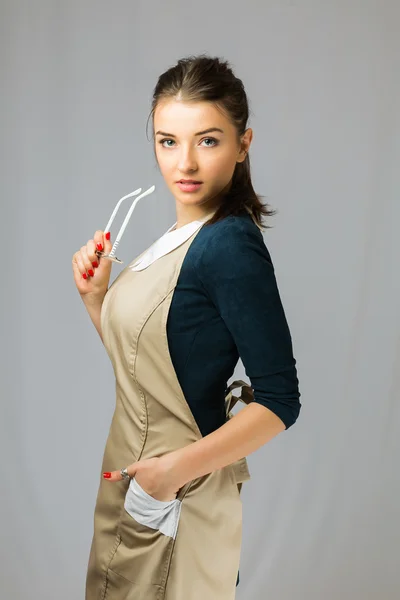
{"left": 155, "top": 127, "right": 224, "bottom": 137}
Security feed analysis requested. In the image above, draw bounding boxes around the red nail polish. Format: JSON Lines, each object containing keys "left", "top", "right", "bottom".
{"left": 103, "top": 472, "right": 111, "bottom": 478}
{"left": 96, "top": 243, "right": 103, "bottom": 251}
{"left": 105, "top": 232, "right": 110, "bottom": 241}
{"left": 88, "top": 269, "right": 94, "bottom": 277}
{"left": 92, "top": 261, "right": 98, "bottom": 268}
{"left": 82, "top": 273, "right": 87, "bottom": 279}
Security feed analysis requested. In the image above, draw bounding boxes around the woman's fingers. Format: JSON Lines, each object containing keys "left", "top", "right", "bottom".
{"left": 72, "top": 229, "right": 113, "bottom": 296}
{"left": 73, "top": 250, "right": 89, "bottom": 280}
{"left": 80, "top": 243, "right": 96, "bottom": 277}
{"left": 86, "top": 239, "right": 100, "bottom": 271}
{"left": 103, "top": 466, "right": 133, "bottom": 481}
{"left": 103, "top": 471, "right": 123, "bottom": 481}
{"left": 93, "top": 230, "right": 112, "bottom": 259}
{"left": 93, "top": 231, "right": 104, "bottom": 260}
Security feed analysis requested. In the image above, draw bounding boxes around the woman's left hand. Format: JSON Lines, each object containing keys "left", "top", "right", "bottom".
{"left": 102, "top": 455, "right": 181, "bottom": 502}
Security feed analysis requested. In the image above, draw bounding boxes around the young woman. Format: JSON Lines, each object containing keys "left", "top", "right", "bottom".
{"left": 72, "top": 54, "right": 301, "bottom": 600}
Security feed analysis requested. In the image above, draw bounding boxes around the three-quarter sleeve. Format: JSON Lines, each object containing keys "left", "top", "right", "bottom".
{"left": 194, "top": 217, "right": 301, "bottom": 430}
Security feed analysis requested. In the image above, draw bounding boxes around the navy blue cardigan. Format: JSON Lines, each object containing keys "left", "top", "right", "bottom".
{"left": 167, "top": 209, "right": 301, "bottom": 437}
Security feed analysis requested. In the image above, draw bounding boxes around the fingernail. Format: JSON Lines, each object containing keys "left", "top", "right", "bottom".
{"left": 92, "top": 261, "right": 98, "bottom": 269}
{"left": 96, "top": 243, "right": 103, "bottom": 251}
{"left": 105, "top": 232, "right": 111, "bottom": 241}
{"left": 88, "top": 269, "right": 94, "bottom": 277}
{"left": 82, "top": 273, "right": 87, "bottom": 279}
{"left": 103, "top": 472, "right": 111, "bottom": 478}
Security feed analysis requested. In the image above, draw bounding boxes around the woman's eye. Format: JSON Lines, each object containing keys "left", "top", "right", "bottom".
{"left": 159, "top": 139, "right": 175, "bottom": 148}
{"left": 201, "top": 137, "right": 218, "bottom": 147}
{"left": 158, "top": 137, "right": 219, "bottom": 148}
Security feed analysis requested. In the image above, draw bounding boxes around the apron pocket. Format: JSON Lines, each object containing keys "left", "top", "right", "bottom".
{"left": 106, "top": 479, "right": 191, "bottom": 588}
{"left": 124, "top": 477, "right": 182, "bottom": 539}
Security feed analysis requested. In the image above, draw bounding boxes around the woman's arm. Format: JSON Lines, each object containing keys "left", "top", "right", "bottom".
{"left": 80, "top": 292, "right": 106, "bottom": 343}
{"left": 72, "top": 231, "right": 113, "bottom": 343}
{"left": 164, "top": 402, "right": 286, "bottom": 488}
{"left": 164, "top": 216, "right": 301, "bottom": 488}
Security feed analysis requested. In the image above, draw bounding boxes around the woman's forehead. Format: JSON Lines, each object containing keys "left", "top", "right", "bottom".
{"left": 154, "top": 100, "right": 231, "bottom": 134}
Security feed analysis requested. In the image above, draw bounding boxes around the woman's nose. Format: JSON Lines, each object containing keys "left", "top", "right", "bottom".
{"left": 177, "top": 147, "right": 198, "bottom": 172}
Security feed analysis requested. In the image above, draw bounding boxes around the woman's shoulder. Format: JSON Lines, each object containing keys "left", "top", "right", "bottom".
{"left": 205, "top": 208, "right": 261, "bottom": 235}
{"left": 189, "top": 209, "right": 274, "bottom": 275}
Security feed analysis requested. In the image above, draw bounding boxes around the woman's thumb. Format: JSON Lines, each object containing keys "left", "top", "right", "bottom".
{"left": 103, "top": 231, "right": 113, "bottom": 254}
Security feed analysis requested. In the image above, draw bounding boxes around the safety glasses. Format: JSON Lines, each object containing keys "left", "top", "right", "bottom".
{"left": 95, "top": 185, "right": 156, "bottom": 264}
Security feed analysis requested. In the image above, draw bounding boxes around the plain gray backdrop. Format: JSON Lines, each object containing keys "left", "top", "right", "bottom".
{"left": 1, "top": 1, "right": 399, "bottom": 598}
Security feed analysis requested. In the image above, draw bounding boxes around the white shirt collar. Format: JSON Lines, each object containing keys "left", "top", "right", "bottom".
{"left": 130, "top": 211, "right": 215, "bottom": 272}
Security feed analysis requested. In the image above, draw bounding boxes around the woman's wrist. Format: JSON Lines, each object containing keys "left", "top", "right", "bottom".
{"left": 80, "top": 291, "right": 107, "bottom": 342}
{"left": 81, "top": 290, "right": 107, "bottom": 306}
{"left": 159, "top": 449, "right": 190, "bottom": 490}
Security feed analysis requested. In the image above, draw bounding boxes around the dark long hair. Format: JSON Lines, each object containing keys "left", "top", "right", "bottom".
{"left": 146, "top": 54, "right": 277, "bottom": 230}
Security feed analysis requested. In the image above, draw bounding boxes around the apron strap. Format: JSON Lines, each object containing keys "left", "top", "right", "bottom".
{"left": 224, "top": 379, "right": 254, "bottom": 486}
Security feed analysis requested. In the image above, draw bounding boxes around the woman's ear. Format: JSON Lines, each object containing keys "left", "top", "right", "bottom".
{"left": 237, "top": 128, "right": 253, "bottom": 163}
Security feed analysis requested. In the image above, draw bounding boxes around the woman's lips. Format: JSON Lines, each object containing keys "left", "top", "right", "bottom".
{"left": 176, "top": 181, "right": 203, "bottom": 192}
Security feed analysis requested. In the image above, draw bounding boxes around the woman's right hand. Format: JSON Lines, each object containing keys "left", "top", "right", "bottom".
{"left": 72, "top": 230, "right": 113, "bottom": 297}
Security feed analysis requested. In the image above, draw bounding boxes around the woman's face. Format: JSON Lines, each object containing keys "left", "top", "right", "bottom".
{"left": 153, "top": 99, "right": 252, "bottom": 211}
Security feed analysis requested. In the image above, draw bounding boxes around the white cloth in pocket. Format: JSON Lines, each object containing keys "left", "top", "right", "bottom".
{"left": 124, "top": 477, "right": 182, "bottom": 539}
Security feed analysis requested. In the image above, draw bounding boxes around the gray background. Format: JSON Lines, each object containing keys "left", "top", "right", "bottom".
{"left": 1, "top": 1, "right": 399, "bottom": 598}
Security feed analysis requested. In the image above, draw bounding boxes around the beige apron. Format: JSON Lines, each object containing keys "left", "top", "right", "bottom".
{"left": 85, "top": 222, "right": 253, "bottom": 600}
